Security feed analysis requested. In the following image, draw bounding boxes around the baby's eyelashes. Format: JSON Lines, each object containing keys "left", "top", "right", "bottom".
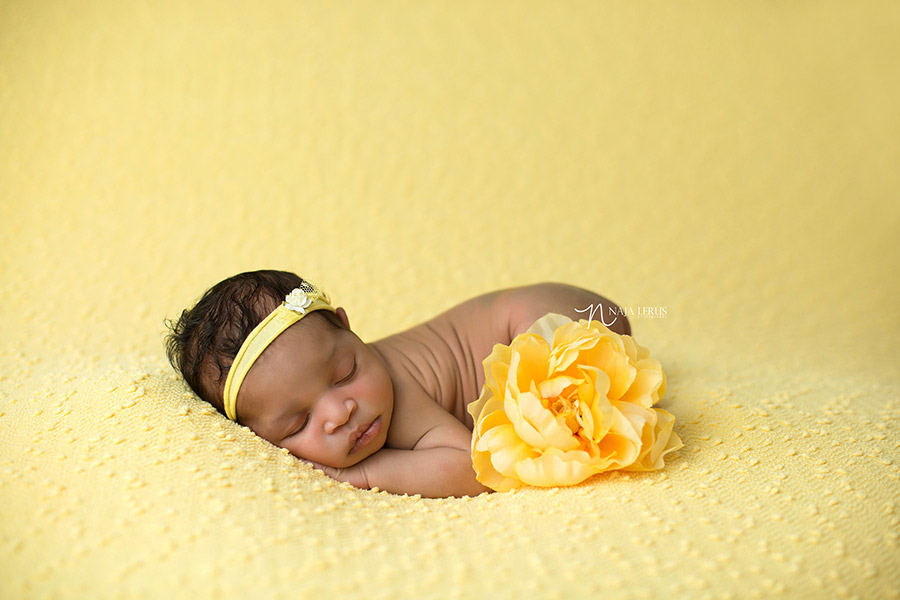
{"left": 337, "top": 360, "right": 357, "bottom": 384}
{"left": 286, "top": 413, "right": 309, "bottom": 438}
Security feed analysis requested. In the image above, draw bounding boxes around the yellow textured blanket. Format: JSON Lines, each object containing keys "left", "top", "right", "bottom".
{"left": 2, "top": 2, "right": 898, "bottom": 598}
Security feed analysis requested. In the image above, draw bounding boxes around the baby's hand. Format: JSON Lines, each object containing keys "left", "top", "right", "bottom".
{"left": 304, "top": 460, "right": 370, "bottom": 490}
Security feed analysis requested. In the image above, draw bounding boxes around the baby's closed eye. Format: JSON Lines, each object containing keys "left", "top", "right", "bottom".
{"left": 336, "top": 359, "right": 356, "bottom": 384}
{"left": 285, "top": 413, "right": 310, "bottom": 438}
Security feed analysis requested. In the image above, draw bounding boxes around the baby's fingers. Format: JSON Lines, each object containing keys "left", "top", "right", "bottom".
{"left": 301, "top": 460, "right": 367, "bottom": 489}
{"left": 303, "top": 460, "right": 342, "bottom": 480}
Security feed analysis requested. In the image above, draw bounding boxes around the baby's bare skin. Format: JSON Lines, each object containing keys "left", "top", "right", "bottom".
{"left": 235, "top": 282, "right": 630, "bottom": 498}
{"left": 373, "top": 281, "right": 630, "bottom": 433}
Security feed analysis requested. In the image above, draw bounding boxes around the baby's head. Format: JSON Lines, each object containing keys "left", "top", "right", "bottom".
{"left": 165, "top": 270, "right": 393, "bottom": 467}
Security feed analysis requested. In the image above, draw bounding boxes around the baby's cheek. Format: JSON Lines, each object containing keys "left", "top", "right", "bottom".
{"left": 277, "top": 439, "right": 311, "bottom": 463}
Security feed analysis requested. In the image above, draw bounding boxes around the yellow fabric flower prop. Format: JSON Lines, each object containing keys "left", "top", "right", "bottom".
{"left": 467, "top": 313, "right": 683, "bottom": 492}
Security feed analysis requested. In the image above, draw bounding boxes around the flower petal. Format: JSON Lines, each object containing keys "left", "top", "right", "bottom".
{"left": 621, "top": 408, "right": 684, "bottom": 471}
{"left": 472, "top": 449, "right": 521, "bottom": 492}
{"left": 466, "top": 385, "right": 494, "bottom": 425}
{"left": 515, "top": 447, "right": 599, "bottom": 487}
{"left": 485, "top": 425, "right": 539, "bottom": 475}
{"left": 525, "top": 312, "right": 574, "bottom": 343}
{"left": 473, "top": 411, "right": 510, "bottom": 451}
{"left": 537, "top": 374, "right": 580, "bottom": 399}
{"left": 618, "top": 358, "right": 666, "bottom": 408}
{"left": 576, "top": 337, "right": 636, "bottom": 401}
{"left": 595, "top": 432, "right": 639, "bottom": 469}
{"left": 482, "top": 343, "right": 512, "bottom": 400}
{"left": 576, "top": 365, "right": 614, "bottom": 443}
{"left": 517, "top": 390, "right": 580, "bottom": 451}
{"left": 599, "top": 404, "right": 645, "bottom": 467}
{"left": 550, "top": 324, "right": 601, "bottom": 374}
{"left": 507, "top": 333, "right": 551, "bottom": 395}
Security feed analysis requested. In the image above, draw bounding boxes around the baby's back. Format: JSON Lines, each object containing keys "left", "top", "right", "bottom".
{"left": 368, "top": 282, "right": 629, "bottom": 432}
{"left": 370, "top": 289, "right": 510, "bottom": 430}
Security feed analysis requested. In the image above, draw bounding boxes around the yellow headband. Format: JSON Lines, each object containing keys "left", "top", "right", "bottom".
{"left": 222, "top": 281, "right": 336, "bottom": 421}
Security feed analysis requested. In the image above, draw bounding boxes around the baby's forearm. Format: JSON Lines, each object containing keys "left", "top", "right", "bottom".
{"left": 363, "top": 447, "right": 492, "bottom": 499}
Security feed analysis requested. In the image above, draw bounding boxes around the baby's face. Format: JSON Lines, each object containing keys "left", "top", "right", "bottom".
{"left": 235, "top": 310, "right": 394, "bottom": 468}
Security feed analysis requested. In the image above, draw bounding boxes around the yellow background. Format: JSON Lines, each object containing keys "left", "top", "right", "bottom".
{"left": 2, "top": 2, "right": 898, "bottom": 598}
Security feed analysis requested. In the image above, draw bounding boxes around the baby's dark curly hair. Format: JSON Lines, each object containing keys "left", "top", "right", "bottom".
{"left": 164, "top": 269, "right": 344, "bottom": 415}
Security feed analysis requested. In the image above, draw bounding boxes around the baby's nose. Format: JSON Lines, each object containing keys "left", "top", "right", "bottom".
{"left": 324, "top": 398, "right": 357, "bottom": 433}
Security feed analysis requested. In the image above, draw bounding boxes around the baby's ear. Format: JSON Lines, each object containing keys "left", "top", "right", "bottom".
{"left": 334, "top": 307, "right": 351, "bottom": 330}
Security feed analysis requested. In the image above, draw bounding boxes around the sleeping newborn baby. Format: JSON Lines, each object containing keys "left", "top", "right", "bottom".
{"left": 165, "top": 270, "right": 631, "bottom": 498}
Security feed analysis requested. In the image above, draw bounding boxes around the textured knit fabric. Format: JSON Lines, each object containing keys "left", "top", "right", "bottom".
{"left": 1, "top": 2, "right": 898, "bottom": 598}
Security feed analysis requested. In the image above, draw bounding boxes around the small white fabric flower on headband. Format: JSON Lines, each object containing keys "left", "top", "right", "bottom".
{"left": 284, "top": 288, "right": 313, "bottom": 314}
